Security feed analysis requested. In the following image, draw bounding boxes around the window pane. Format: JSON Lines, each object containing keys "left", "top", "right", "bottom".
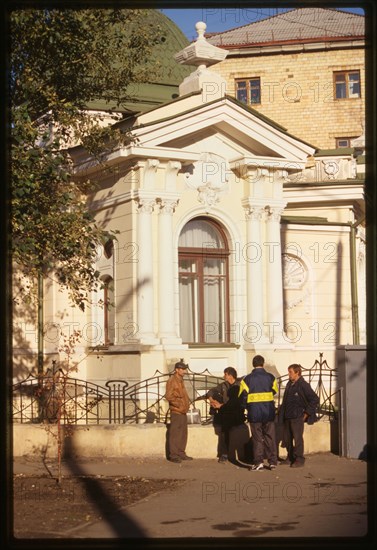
{"left": 236, "top": 88, "right": 247, "bottom": 103}
{"left": 179, "top": 219, "right": 225, "bottom": 248}
{"left": 249, "top": 79, "right": 261, "bottom": 104}
{"left": 236, "top": 80, "right": 247, "bottom": 89}
{"left": 203, "top": 276, "right": 226, "bottom": 342}
{"left": 204, "top": 257, "right": 225, "bottom": 275}
{"left": 336, "top": 82, "right": 346, "bottom": 99}
{"left": 349, "top": 80, "right": 360, "bottom": 97}
{"left": 250, "top": 89, "right": 260, "bottom": 104}
{"left": 179, "top": 259, "right": 197, "bottom": 273}
{"left": 337, "top": 139, "right": 349, "bottom": 148}
{"left": 349, "top": 72, "right": 360, "bottom": 82}
{"left": 179, "top": 275, "right": 199, "bottom": 342}
{"left": 236, "top": 81, "right": 247, "bottom": 103}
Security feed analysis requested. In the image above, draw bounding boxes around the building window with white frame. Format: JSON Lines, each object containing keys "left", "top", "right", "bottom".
{"left": 178, "top": 217, "right": 230, "bottom": 344}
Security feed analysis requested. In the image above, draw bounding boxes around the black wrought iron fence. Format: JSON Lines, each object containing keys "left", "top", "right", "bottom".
{"left": 12, "top": 353, "right": 337, "bottom": 425}
{"left": 12, "top": 371, "right": 110, "bottom": 424}
{"left": 12, "top": 368, "right": 224, "bottom": 425}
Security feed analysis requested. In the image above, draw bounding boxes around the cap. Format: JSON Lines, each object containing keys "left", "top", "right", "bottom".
{"left": 175, "top": 359, "right": 188, "bottom": 370}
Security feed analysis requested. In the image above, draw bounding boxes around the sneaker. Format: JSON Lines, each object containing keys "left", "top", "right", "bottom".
{"left": 169, "top": 457, "right": 182, "bottom": 463}
{"left": 181, "top": 455, "right": 193, "bottom": 460}
{"left": 218, "top": 455, "right": 228, "bottom": 463}
{"left": 251, "top": 463, "right": 265, "bottom": 471}
{"left": 269, "top": 464, "right": 277, "bottom": 471}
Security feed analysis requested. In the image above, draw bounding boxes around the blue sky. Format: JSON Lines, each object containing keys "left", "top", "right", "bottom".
{"left": 160, "top": 6, "right": 365, "bottom": 41}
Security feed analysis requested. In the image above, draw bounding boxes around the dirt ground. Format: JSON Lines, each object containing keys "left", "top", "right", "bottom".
{"left": 13, "top": 472, "right": 186, "bottom": 538}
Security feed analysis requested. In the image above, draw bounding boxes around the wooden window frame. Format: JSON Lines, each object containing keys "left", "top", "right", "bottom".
{"left": 178, "top": 219, "right": 231, "bottom": 345}
{"left": 235, "top": 77, "right": 261, "bottom": 105}
{"left": 334, "top": 70, "right": 361, "bottom": 100}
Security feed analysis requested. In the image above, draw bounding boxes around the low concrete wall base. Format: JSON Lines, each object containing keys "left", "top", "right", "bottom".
{"left": 13, "top": 421, "right": 331, "bottom": 459}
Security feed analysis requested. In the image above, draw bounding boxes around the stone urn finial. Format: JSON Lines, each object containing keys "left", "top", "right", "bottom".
{"left": 195, "top": 21, "right": 206, "bottom": 40}
{"left": 174, "top": 22, "right": 229, "bottom": 97}
{"left": 174, "top": 21, "right": 228, "bottom": 68}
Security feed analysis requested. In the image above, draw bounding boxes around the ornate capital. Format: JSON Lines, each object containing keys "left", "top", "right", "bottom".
{"left": 244, "top": 205, "right": 265, "bottom": 221}
{"left": 267, "top": 206, "right": 284, "bottom": 222}
{"left": 137, "top": 198, "right": 156, "bottom": 214}
{"left": 158, "top": 199, "right": 179, "bottom": 215}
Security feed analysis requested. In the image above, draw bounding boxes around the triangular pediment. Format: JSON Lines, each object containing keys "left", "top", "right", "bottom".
{"left": 160, "top": 122, "right": 281, "bottom": 159}
{"left": 133, "top": 95, "right": 316, "bottom": 163}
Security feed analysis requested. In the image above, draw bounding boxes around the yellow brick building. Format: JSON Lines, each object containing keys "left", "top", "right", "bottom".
{"left": 207, "top": 8, "right": 365, "bottom": 149}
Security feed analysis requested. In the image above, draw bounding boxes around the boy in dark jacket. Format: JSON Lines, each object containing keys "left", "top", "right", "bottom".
{"left": 238, "top": 355, "right": 278, "bottom": 471}
{"left": 278, "top": 363, "right": 319, "bottom": 468}
{"left": 212, "top": 376, "right": 246, "bottom": 462}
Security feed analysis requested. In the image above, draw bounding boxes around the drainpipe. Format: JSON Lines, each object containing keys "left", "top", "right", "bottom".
{"left": 282, "top": 215, "right": 365, "bottom": 345}
{"left": 37, "top": 272, "right": 44, "bottom": 376}
{"left": 349, "top": 215, "right": 365, "bottom": 345}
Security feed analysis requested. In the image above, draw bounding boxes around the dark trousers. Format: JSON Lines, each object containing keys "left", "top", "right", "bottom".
{"left": 250, "top": 421, "right": 277, "bottom": 465}
{"left": 169, "top": 412, "right": 188, "bottom": 459}
{"left": 283, "top": 416, "right": 305, "bottom": 463}
{"left": 214, "top": 422, "right": 228, "bottom": 457}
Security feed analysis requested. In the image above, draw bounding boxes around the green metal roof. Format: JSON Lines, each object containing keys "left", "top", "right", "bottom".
{"left": 314, "top": 148, "right": 355, "bottom": 156}
{"left": 85, "top": 10, "right": 191, "bottom": 113}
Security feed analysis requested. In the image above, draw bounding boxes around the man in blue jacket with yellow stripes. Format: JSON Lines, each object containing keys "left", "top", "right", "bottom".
{"left": 239, "top": 355, "right": 278, "bottom": 471}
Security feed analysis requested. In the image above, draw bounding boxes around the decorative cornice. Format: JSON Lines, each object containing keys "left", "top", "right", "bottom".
{"left": 73, "top": 145, "right": 200, "bottom": 176}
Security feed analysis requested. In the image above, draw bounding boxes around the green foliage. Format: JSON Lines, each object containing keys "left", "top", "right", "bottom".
{"left": 10, "top": 9, "right": 163, "bottom": 119}
{"left": 10, "top": 9, "right": 163, "bottom": 309}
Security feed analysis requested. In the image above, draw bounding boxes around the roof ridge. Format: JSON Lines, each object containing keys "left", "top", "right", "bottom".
{"left": 209, "top": 7, "right": 364, "bottom": 37}
{"left": 208, "top": 8, "right": 297, "bottom": 36}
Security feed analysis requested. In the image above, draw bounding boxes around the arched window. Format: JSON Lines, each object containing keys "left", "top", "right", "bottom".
{"left": 178, "top": 217, "right": 230, "bottom": 344}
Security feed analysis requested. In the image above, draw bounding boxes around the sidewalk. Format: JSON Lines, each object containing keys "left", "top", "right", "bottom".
{"left": 13, "top": 451, "right": 371, "bottom": 542}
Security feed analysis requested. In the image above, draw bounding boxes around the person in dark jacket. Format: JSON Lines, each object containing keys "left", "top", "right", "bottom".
{"left": 278, "top": 363, "right": 319, "bottom": 468}
{"left": 206, "top": 367, "right": 242, "bottom": 463}
{"left": 238, "top": 355, "right": 278, "bottom": 471}
{"left": 211, "top": 368, "right": 246, "bottom": 463}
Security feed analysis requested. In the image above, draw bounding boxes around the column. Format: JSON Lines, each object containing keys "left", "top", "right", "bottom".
{"left": 136, "top": 197, "right": 159, "bottom": 344}
{"left": 265, "top": 205, "right": 286, "bottom": 344}
{"left": 243, "top": 204, "right": 268, "bottom": 346}
{"left": 158, "top": 198, "right": 182, "bottom": 345}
